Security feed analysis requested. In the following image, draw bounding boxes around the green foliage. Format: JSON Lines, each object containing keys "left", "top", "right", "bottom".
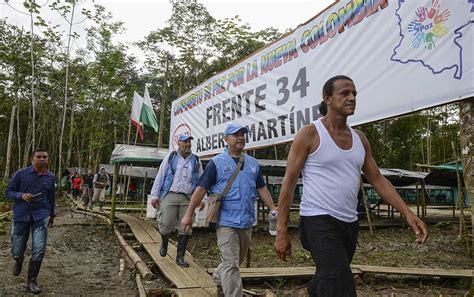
{"left": 0, "top": 2, "right": 463, "bottom": 183}
{"left": 434, "top": 221, "right": 452, "bottom": 228}
{"left": 0, "top": 180, "right": 7, "bottom": 202}
{"left": 358, "top": 104, "right": 460, "bottom": 169}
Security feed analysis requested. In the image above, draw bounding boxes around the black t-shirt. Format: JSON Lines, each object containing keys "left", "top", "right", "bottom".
{"left": 198, "top": 157, "right": 265, "bottom": 190}
{"left": 83, "top": 175, "right": 94, "bottom": 187}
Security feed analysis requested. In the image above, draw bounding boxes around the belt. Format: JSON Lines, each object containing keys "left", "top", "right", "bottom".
{"left": 170, "top": 191, "right": 188, "bottom": 195}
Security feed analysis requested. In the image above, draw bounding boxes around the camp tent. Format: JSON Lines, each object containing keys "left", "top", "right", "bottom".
{"left": 424, "top": 161, "right": 468, "bottom": 207}
{"left": 108, "top": 144, "right": 170, "bottom": 229}
{"left": 111, "top": 144, "right": 169, "bottom": 166}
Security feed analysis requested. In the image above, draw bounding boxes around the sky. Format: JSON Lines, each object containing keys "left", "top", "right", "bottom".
{"left": 0, "top": 0, "right": 335, "bottom": 62}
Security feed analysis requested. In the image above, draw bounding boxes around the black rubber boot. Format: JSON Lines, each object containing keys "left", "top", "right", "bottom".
{"left": 26, "top": 259, "right": 42, "bottom": 294}
{"left": 99, "top": 201, "right": 104, "bottom": 212}
{"left": 176, "top": 235, "right": 190, "bottom": 268}
{"left": 81, "top": 196, "right": 89, "bottom": 208}
{"left": 160, "top": 234, "right": 169, "bottom": 257}
{"left": 13, "top": 255, "right": 24, "bottom": 276}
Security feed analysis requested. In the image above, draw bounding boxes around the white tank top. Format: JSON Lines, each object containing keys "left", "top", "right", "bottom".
{"left": 300, "top": 119, "right": 366, "bottom": 222}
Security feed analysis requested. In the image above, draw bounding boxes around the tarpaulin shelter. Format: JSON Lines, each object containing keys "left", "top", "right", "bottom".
{"left": 108, "top": 144, "right": 170, "bottom": 229}
{"left": 423, "top": 161, "right": 468, "bottom": 207}
{"left": 110, "top": 144, "right": 169, "bottom": 166}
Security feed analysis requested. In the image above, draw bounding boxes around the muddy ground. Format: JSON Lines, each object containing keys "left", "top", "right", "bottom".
{"left": 0, "top": 200, "right": 139, "bottom": 296}
{"left": 1, "top": 197, "right": 472, "bottom": 296}
{"left": 188, "top": 219, "right": 472, "bottom": 296}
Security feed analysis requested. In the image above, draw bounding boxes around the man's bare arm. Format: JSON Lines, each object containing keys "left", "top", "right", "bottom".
{"left": 275, "top": 125, "right": 317, "bottom": 260}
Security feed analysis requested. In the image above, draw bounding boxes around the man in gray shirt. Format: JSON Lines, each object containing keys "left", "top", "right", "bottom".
{"left": 151, "top": 134, "right": 203, "bottom": 267}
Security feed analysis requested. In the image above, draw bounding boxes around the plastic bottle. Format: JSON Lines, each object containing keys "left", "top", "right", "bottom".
{"left": 268, "top": 210, "right": 278, "bottom": 236}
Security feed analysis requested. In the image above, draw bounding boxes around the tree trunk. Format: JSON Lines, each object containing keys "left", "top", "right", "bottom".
{"left": 4, "top": 105, "right": 16, "bottom": 181}
{"left": 66, "top": 108, "right": 75, "bottom": 166}
{"left": 16, "top": 99, "right": 21, "bottom": 168}
{"left": 23, "top": 120, "right": 32, "bottom": 167}
{"left": 459, "top": 98, "right": 474, "bottom": 296}
{"left": 29, "top": 10, "right": 36, "bottom": 152}
{"left": 57, "top": 1, "right": 76, "bottom": 184}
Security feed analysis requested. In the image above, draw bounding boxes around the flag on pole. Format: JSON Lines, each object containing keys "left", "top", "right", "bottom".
{"left": 130, "top": 91, "right": 144, "bottom": 140}
{"left": 141, "top": 86, "right": 159, "bottom": 133}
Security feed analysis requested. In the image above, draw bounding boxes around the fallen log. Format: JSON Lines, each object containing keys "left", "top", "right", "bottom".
{"left": 114, "top": 226, "right": 154, "bottom": 281}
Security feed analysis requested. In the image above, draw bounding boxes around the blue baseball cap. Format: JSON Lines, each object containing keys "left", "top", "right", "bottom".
{"left": 224, "top": 123, "right": 249, "bottom": 136}
{"left": 178, "top": 134, "right": 193, "bottom": 142}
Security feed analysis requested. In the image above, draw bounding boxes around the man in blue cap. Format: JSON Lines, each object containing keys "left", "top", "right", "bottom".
{"left": 150, "top": 134, "right": 203, "bottom": 267}
{"left": 181, "top": 123, "right": 277, "bottom": 297}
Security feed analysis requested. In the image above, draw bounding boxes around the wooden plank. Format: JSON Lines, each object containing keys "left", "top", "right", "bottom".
{"left": 207, "top": 267, "right": 362, "bottom": 279}
{"left": 351, "top": 264, "right": 473, "bottom": 278}
{"left": 175, "top": 288, "right": 215, "bottom": 297}
{"left": 143, "top": 242, "right": 199, "bottom": 289}
{"left": 118, "top": 214, "right": 216, "bottom": 288}
{"left": 138, "top": 219, "right": 196, "bottom": 260}
{"left": 207, "top": 266, "right": 473, "bottom": 279}
{"left": 121, "top": 218, "right": 155, "bottom": 243}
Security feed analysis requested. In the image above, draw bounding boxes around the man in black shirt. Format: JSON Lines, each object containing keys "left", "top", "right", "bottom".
{"left": 81, "top": 169, "right": 94, "bottom": 208}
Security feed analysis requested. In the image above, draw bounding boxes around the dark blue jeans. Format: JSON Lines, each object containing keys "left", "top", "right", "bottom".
{"left": 300, "top": 215, "right": 358, "bottom": 297}
{"left": 11, "top": 218, "right": 49, "bottom": 262}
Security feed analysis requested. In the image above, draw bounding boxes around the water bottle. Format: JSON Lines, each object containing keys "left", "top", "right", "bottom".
{"left": 268, "top": 210, "right": 278, "bottom": 236}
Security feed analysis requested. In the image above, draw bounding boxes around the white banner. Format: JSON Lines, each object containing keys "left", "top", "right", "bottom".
{"left": 170, "top": 0, "right": 474, "bottom": 156}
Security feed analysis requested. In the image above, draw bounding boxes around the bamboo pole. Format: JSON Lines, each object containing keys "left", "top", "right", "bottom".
{"left": 416, "top": 182, "right": 420, "bottom": 217}
{"left": 114, "top": 227, "right": 154, "bottom": 281}
{"left": 109, "top": 163, "right": 119, "bottom": 231}
{"left": 421, "top": 182, "right": 426, "bottom": 218}
{"left": 451, "top": 188, "right": 455, "bottom": 218}
{"left": 0, "top": 211, "right": 12, "bottom": 220}
{"left": 141, "top": 172, "right": 147, "bottom": 217}
{"left": 360, "top": 179, "right": 374, "bottom": 236}
{"left": 455, "top": 162, "right": 470, "bottom": 254}
{"left": 136, "top": 274, "right": 147, "bottom": 297}
{"left": 452, "top": 143, "right": 468, "bottom": 244}
{"left": 127, "top": 121, "right": 131, "bottom": 145}
{"left": 124, "top": 164, "right": 133, "bottom": 206}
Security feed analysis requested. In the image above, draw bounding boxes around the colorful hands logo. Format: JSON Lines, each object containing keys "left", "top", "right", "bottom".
{"left": 408, "top": 0, "right": 450, "bottom": 50}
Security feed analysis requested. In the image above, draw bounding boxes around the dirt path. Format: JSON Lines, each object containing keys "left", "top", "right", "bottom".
{"left": 1, "top": 197, "right": 470, "bottom": 296}
{"left": 189, "top": 221, "right": 472, "bottom": 296}
{"left": 0, "top": 198, "right": 137, "bottom": 296}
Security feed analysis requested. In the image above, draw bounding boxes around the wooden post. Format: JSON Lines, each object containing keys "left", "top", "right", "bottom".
{"left": 124, "top": 164, "right": 133, "bottom": 206}
{"left": 127, "top": 121, "right": 131, "bottom": 145}
{"left": 263, "top": 175, "right": 270, "bottom": 221}
{"left": 360, "top": 179, "right": 373, "bottom": 236}
{"left": 245, "top": 247, "right": 251, "bottom": 268}
{"left": 421, "top": 182, "right": 426, "bottom": 219}
{"left": 454, "top": 158, "right": 469, "bottom": 253}
{"left": 451, "top": 188, "right": 455, "bottom": 218}
{"left": 141, "top": 172, "right": 148, "bottom": 217}
{"left": 119, "top": 170, "right": 124, "bottom": 204}
{"left": 109, "top": 163, "right": 119, "bottom": 231}
{"left": 416, "top": 182, "right": 420, "bottom": 217}
{"left": 452, "top": 142, "right": 468, "bottom": 251}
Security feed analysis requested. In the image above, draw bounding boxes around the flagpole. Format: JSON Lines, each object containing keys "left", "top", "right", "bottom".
{"left": 134, "top": 126, "right": 139, "bottom": 145}
{"left": 127, "top": 121, "right": 131, "bottom": 145}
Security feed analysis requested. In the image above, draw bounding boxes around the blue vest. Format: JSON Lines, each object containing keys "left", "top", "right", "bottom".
{"left": 159, "top": 152, "right": 200, "bottom": 198}
{"left": 210, "top": 148, "right": 259, "bottom": 228}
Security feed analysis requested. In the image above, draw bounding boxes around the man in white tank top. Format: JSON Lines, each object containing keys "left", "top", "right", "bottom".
{"left": 274, "top": 75, "right": 428, "bottom": 297}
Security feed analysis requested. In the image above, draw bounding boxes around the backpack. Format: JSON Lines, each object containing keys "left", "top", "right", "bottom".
{"left": 168, "top": 151, "right": 200, "bottom": 176}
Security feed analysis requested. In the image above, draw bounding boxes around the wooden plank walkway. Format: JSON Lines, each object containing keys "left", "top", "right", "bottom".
{"left": 207, "top": 267, "right": 363, "bottom": 278}
{"left": 115, "top": 214, "right": 217, "bottom": 296}
{"left": 207, "top": 265, "right": 472, "bottom": 279}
